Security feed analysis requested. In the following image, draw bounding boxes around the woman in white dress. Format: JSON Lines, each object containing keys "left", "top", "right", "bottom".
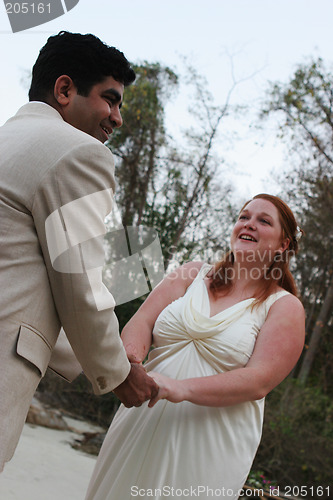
{"left": 85, "top": 194, "right": 305, "bottom": 500}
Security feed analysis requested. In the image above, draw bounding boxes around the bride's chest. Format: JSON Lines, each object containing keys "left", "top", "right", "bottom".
{"left": 205, "top": 284, "right": 253, "bottom": 318}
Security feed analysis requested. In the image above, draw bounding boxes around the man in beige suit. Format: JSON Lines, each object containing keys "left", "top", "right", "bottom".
{"left": 0, "top": 31, "right": 158, "bottom": 471}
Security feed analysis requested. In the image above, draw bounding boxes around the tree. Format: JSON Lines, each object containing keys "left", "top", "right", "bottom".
{"left": 261, "top": 58, "right": 333, "bottom": 387}
{"left": 144, "top": 64, "right": 237, "bottom": 268}
{"left": 107, "top": 62, "right": 238, "bottom": 269}
{"left": 260, "top": 57, "right": 333, "bottom": 172}
{"left": 298, "top": 271, "right": 333, "bottom": 384}
{"left": 292, "top": 173, "right": 333, "bottom": 386}
{"left": 108, "top": 62, "right": 178, "bottom": 228}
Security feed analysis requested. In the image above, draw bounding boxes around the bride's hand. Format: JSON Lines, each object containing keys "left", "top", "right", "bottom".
{"left": 147, "top": 372, "right": 184, "bottom": 407}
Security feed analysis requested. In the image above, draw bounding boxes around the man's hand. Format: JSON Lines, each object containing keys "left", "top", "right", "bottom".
{"left": 113, "top": 363, "right": 159, "bottom": 408}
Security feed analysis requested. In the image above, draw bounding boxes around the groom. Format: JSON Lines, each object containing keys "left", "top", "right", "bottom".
{"left": 0, "top": 31, "right": 158, "bottom": 471}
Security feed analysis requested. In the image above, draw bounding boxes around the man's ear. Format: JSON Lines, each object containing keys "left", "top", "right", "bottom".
{"left": 53, "top": 75, "right": 76, "bottom": 106}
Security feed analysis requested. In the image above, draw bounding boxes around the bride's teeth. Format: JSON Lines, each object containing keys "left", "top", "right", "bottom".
{"left": 240, "top": 235, "right": 255, "bottom": 241}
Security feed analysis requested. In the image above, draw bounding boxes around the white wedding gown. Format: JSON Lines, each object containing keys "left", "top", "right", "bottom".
{"left": 85, "top": 264, "right": 289, "bottom": 500}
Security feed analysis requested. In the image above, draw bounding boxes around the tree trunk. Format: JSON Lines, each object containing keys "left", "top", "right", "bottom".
{"left": 298, "top": 271, "right": 333, "bottom": 385}
{"left": 305, "top": 269, "right": 327, "bottom": 332}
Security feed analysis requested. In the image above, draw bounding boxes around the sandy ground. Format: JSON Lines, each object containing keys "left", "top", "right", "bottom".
{"left": 0, "top": 417, "right": 101, "bottom": 500}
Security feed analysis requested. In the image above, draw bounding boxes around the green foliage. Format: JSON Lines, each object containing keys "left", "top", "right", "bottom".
{"left": 253, "top": 379, "right": 333, "bottom": 490}
{"left": 246, "top": 470, "right": 277, "bottom": 491}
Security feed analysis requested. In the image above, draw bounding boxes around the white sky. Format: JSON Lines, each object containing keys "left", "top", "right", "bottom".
{"left": 0, "top": 0, "right": 332, "bottom": 199}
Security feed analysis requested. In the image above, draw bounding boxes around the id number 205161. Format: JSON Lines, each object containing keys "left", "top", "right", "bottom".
{"left": 5, "top": 3, "right": 51, "bottom": 14}
{"left": 284, "top": 485, "right": 330, "bottom": 497}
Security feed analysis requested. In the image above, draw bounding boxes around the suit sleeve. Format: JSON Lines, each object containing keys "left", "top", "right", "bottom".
{"left": 48, "top": 327, "right": 83, "bottom": 382}
{"left": 31, "top": 140, "right": 131, "bottom": 395}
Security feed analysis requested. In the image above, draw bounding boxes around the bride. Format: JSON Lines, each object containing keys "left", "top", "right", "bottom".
{"left": 85, "top": 194, "right": 305, "bottom": 500}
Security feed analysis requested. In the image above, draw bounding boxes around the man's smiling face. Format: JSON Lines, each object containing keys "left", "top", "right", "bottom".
{"left": 63, "top": 76, "right": 124, "bottom": 142}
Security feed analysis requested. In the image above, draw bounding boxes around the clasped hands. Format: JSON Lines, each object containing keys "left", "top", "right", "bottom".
{"left": 113, "top": 357, "right": 182, "bottom": 409}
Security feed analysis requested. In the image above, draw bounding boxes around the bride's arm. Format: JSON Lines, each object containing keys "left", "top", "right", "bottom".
{"left": 148, "top": 294, "right": 305, "bottom": 407}
{"left": 121, "top": 261, "right": 204, "bottom": 363}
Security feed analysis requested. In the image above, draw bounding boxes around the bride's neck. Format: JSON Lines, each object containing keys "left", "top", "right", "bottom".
{"left": 229, "top": 262, "right": 272, "bottom": 298}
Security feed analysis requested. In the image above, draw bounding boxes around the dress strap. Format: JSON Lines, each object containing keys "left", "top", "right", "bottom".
{"left": 195, "top": 262, "right": 213, "bottom": 280}
{"left": 184, "top": 262, "right": 212, "bottom": 293}
{"left": 265, "top": 289, "right": 290, "bottom": 312}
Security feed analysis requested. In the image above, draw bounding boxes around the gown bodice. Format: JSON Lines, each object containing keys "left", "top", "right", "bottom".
{"left": 146, "top": 263, "right": 289, "bottom": 376}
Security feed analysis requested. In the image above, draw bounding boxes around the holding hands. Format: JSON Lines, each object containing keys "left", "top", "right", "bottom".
{"left": 147, "top": 372, "right": 185, "bottom": 407}
{"left": 113, "top": 363, "right": 159, "bottom": 408}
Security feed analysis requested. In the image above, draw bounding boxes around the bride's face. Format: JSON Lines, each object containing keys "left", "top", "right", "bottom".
{"left": 230, "top": 198, "right": 290, "bottom": 265}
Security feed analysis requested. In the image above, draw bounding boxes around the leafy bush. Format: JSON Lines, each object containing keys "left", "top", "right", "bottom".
{"left": 252, "top": 379, "right": 333, "bottom": 495}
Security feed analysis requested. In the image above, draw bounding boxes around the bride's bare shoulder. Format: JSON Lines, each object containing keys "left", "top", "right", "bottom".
{"left": 167, "top": 261, "right": 206, "bottom": 285}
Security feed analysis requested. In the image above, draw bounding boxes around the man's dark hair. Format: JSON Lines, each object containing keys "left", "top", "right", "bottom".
{"left": 29, "top": 31, "right": 135, "bottom": 101}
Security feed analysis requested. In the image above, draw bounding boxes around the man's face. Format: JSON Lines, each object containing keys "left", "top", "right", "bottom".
{"left": 63, "top": 76, "right": 124, "bottom": 142}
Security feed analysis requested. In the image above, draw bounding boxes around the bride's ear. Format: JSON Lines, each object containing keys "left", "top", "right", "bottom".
{"left": 278, "top": 237, "right": 290, "bottom": 254}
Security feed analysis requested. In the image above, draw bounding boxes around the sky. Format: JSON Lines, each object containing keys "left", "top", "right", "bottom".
{"left": 0, "top": 0, "right": 332, "bottom": 199}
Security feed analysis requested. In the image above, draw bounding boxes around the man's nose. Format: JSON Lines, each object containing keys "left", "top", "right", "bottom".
{"left": 111, "top": 107, "right": 123, "bottom": 128}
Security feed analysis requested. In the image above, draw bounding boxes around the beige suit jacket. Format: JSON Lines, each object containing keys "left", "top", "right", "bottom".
{"left": 0, "top": 102, "right": 130, "bottom": 469}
